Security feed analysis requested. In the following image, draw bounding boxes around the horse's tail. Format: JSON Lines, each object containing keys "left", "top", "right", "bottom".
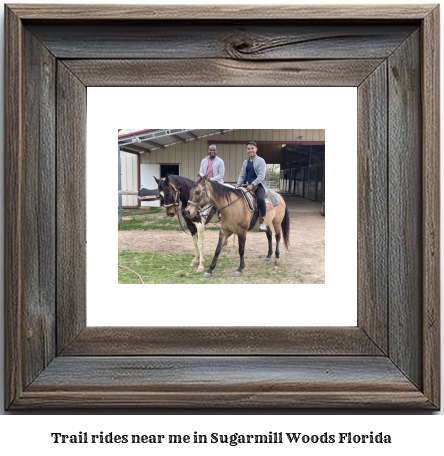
{"left": 281, "top": 206, "right": 290, "bottom": 252}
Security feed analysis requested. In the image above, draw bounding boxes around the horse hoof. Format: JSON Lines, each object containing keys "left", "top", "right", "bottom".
{"left": 233, "top": 271, "right": 242, "bottom": 277}
{"left": 264, "top": 257, "right": 272, "bottom": 262}
{"left": 275, "top": 259, "right": 281, "bottom": 266}
{"left": 196, "top": 267, "right": 204, "bottom": 273}
{"left": 203, "top": 272, "right": 212, "bottom": 278}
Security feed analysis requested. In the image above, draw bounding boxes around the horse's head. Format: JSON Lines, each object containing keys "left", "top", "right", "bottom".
{"left": 154, "top": 174, "right": 179, "bottom": 217}
{"left": 184, "top": 176, "right": 211, "bottom": 219}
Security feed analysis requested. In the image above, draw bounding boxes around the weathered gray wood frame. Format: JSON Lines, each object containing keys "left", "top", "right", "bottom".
{"left": 4, "top": 5, "right": 440, "bottom": 409}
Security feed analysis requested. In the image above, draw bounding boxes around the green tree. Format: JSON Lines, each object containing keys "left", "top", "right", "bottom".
{"left": 265, "top": 164, "right": 280, "bottom": 189}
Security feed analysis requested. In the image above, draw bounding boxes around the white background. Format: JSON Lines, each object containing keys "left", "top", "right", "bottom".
{"left": 88, "top": 87, "right": 357, "bottom": 326}
{"left": 0, "top": 0, "right": 442, "bottom": 450}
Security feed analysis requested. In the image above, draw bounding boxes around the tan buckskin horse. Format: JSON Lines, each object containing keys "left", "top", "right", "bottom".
{"left": 184, "top": 176, "right": 290, "bottom": 278}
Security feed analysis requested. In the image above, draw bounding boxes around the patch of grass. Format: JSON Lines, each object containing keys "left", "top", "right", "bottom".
{"left": 118, "top": 265, "right": 144, "bottom": 284}
{"left": 118, "top": 209, "right": 220, "bottom": 231}
{"left": 122, "top": 208, "right": 163, "bottom": 217}
{"left": 118, "top": 250, "right": 301, "bottom": 284}
{"left": 119, "top": 216, "right": 178, "bottom": 231}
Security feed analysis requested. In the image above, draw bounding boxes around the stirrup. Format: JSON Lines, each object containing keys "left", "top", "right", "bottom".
{"left": 258, "top": 222, "right": 267, "bottom": 232}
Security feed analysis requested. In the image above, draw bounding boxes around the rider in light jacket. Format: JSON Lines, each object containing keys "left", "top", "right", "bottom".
{"left": 198, "top": 144, "right": 225, "bottom": 183}
{"left": 236, "top": 141, "right": 268, "bottom": 232}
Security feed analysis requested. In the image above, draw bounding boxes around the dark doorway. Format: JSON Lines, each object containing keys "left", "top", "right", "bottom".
{"left": 306, "top": 166, "right": 318, "bottom": 201}
{"left": 160, "top": 164, "right": 179, "bottom": 177}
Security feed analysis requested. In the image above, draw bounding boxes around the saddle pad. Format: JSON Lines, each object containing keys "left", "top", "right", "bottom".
{"left": 239, "top": 188, "right": 256, "bottom": 212}
{"left": 239, "top": 188, "right": 280, "bottom": 212}
{"left": 138, "top": 187, "right": 160, "bottom": 201}
{"left": 138, "top": 188, "right": 159, "bottom": 198}
{"left": 267, "top": 190, "right": 280, "bottom": 207}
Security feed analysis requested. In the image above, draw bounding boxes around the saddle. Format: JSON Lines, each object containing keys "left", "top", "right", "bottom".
{"left": 137, "top": 187, "right": 160, "bottom": 201}
{"left": 238, "top": 187, "right": 281, "bottom": 231}
{"left": 238, "top": 187, "right": 280, "bottom": 213}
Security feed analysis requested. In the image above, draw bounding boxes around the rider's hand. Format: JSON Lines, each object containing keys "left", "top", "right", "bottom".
{"left": 235, "top": 184, "right": 239, "bottom": 188}
{"left": 246, "top": 184, "right": 253, "bottom": 192}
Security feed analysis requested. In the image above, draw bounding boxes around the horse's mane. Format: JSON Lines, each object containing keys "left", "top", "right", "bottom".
{"left": 159, "top": 175, "right": 194, "bottom": 204}
{"left": 207, "top": 179, "right": 244, "bottom": 203}
{"left": 167, "top": 175, "right": 193, "bottom": 191}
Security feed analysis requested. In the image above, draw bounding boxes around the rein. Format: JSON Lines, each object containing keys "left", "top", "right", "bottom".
{"left": 164, "top": 182, "right": 215, "bottom": 236}
{"left": 160, "top": 182, "right": 192, "bottom": 235}
{"left": 187, "top": 184, "right": 252, "bottom": 214}
{"left": 218, "top": 192, "right": 249, "bottom": 211}
{"left": 176, "top": 206, "right": 193, "bottom": 235}
{"left": 177, "top": 204, "right": 218, "bottom": 236}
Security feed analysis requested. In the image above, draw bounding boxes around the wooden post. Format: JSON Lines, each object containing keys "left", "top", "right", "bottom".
{"left": 118, "top": 145, "right": 122, "bottom": 221}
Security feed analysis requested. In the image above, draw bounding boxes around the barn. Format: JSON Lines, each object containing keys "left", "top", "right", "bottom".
{"left": 118, "top": 129, "right": 325, "bottom": 209}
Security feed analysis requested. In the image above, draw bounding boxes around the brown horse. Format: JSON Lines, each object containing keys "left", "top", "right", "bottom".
{"left": 154, "top": 174, "right": 236, "bottom": 272}
{"left": 184, "top": 176, "right": 290, "bottom": 278}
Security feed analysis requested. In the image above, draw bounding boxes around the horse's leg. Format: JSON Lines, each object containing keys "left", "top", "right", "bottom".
{"left": 221, "top": 232, "right": 236, "bottom": 255}
{"left": 222, "top": 232, "right": 236, "bottom": 254}
{"left": 273, "top": 217, "right": 282, "bottom": 266}
{"left": 231, "top": 232, "right": 237, "bottom": 255}
{"left": 195, "top": 222, "right": 205, "bottom": 273}
{"left": 221, "top": 233, "right": 229, "bottom": 251}
{"left": 190, "top": 234, "right": 200, "bottom": 267}
{"left": 233, "top": 230, "right": 247, "bottom": 277}
{"left": 187, "top": 220, "right": 199, "bottom": 267}
{"left": 203, "top": 230, "right": 228, "bottom": 278}
{"left": 274, "top": 232, "right": 282, "bottom": 266}
{"left": 264, "top": 226, "right": 273, "bottom": 261}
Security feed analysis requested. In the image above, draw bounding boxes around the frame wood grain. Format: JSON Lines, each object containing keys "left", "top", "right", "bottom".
{"left": 5, "top": 4, "right": 440, "bottom": 409}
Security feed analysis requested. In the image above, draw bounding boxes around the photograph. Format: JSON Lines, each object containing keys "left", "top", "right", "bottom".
{"left": 2, "top": 2, "right": 440, "bottom": 414}
{"left": 118, "top": 129, "right": 326, "bottom": 284}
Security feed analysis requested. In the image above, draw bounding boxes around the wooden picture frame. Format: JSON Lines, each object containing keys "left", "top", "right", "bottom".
{"left": 5, "top": 4, "right": 440, "bottom": 410}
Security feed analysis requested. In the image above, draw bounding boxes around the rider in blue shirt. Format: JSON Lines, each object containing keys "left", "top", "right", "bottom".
{"left": 236, "top": 141, "right": 268, "bottom": 232}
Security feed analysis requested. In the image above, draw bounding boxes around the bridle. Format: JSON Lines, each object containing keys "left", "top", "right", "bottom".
{"left": 159, "top": 181, "right": 194, "bottom": 235}
{"left": 161, "top": 183, "right": 181, "bottom": 212}
{"left": 188, "top": 182, "right": 253, "bottom": 218}
{"left": 162, "top": 181, "right": 213, "bottom": 235}
{"left": 187, "top": 184, "right": 211, "bottom": 214}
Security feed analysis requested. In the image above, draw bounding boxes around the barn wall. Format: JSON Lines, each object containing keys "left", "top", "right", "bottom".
{"left": 120, "top": 151, "right": 139, "bottom": 207}
{"left": 138, "top": 129, "right": 325, "bottom": 183}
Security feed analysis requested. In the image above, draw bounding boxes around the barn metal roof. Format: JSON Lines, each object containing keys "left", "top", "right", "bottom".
{"left": 118, "top": 129, "right": 233, "bottom": 153}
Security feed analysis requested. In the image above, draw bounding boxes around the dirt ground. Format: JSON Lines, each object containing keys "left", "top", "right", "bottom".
{"left": 119, "top": 195, "right": 325, "bottom": 284}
